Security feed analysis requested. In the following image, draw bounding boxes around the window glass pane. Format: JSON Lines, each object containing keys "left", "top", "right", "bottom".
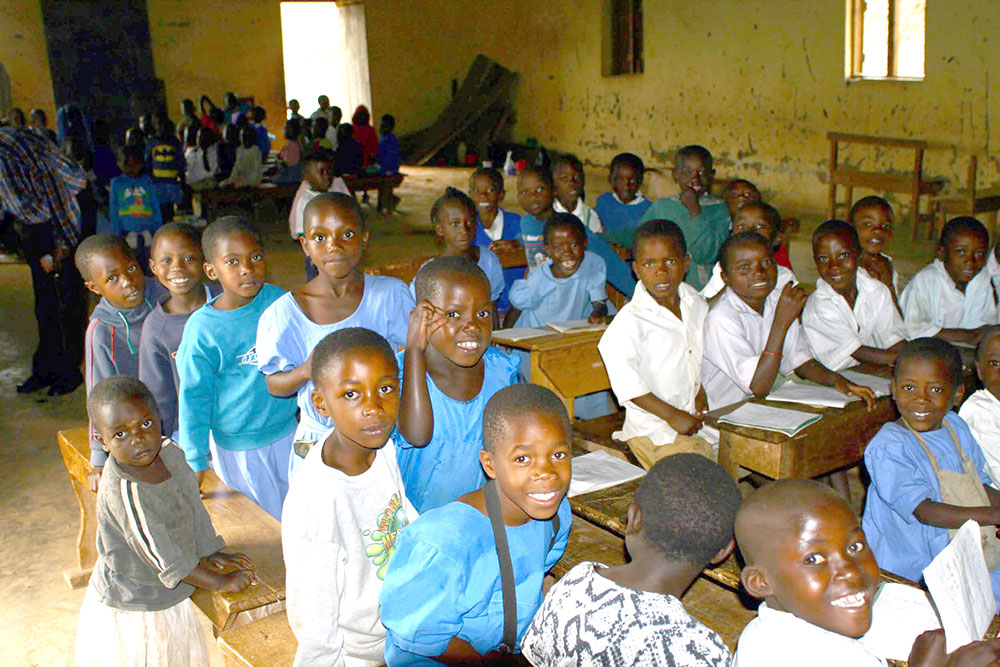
{"left": 860, "top": 0, "right": 889, "bottom": 77}
{"left": 894, "top": 0, "right": 925, "bottom": 77}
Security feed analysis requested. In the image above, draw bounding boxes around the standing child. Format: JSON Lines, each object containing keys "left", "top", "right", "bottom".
{"left": 257, "top": 193, "right": 413, "bottom": 476}
{"left": 76, "top": 234, "right": 164, "bottom": 488}
{"left": 219, "top": 125, "right": 263, "bottom": 188}
{"left": 598, "top": 220, "right": 712, "bottom": 469}
{"left": 523, "top": 454, "right": 740, "bottom": 666}
{"left": 396, "top": 256, "right": 519, "bottom": 512}
{"left": 593, "top": 152, "right": 653, "bottom": 245}
{"left": 849, "top": 196, "right": 901, "bottom": 299}
{"left": 552, "top": 153, "right": 602, "bottom": 233}
{"left": 145, "top": 114, "right": 184, "bottom": 223}
{"left": 282, "top": 328, "right": 416, "bottom": 667}
{"left": 380, "top": 383, "right": 572, "bottom": 665}
{"left": 803, "top": 220, "right": 906, "bottom": 371}
{"left": 640, "top": 145, "right": 731, "bottom": 290}
{"left": 470, "top": 166, "right": 523, "bottom": 313}
{"left": 377, "top": 113, "right": 401, "bottom": 175}
{"left": 702, "top": 232, "right": 876, "bottom": 410}
{"left": 176, "top": 217, "right": 297, "bottom": 519}
{"left": 960, "top": 326, "right": 1000, "bottom": 486}
{"left": 864, "top": 338, "right": 1000, "bottom": 606}
{"left": 110, "top": 144, "right": 162, "bottom": 270}
{"left": 74, "top": 376, "right": 253, "bottom": 667}
{"left": 900, "top": 216, "right": 996, "bottom": 344}
{"left": 277, "top": 119, "right": 303, "bottom": 184}
{"left": 139, "top": 223, "right": 217, "bottom": 443}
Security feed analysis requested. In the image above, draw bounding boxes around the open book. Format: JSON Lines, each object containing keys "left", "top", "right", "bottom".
{"left": 569, "top": 450, "right": 645, "bottom": 498}
{"left": 717, "top": 402, "right": 822, "bottom": 436}
{"left": 546, "top": 319, "right": 608, "bottom": 334}
{"left": 492, "top": 327, "right": 553, "bottom": 342}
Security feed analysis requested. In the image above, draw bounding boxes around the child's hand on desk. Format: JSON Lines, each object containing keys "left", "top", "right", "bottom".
{"left": 489, "top": 239, "right": 521, "bottom": 255}
{"left": 908, "top": 629, "right": 1000, "bottom": 666}
{"left": 833, "top": 377, "right": 877, "bottom": 411}
{"left": 206, "top": 551, "right": 254, "bottom": 573}
{"left": 407, "top": 301, "right": 448, "bottom": 352}
{"left": 588, "top": 301, "right": 610, "bottom": 325}
{"left": 670, "top": 410, "right": 704, "bottom": 436}
{"left": 773, "top": 283, "right": 807, "bottom": 329}
{"left": 217, "top": 569, "right": 255, "bottom": 593}
{"left": 88, "top": 466, "right": 103, "bottom": 492}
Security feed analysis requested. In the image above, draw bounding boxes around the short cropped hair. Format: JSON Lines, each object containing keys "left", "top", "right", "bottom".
{"left": 380, "top": 114, "right": 395, "bottom": 132}
{"left": 519, "top": 164, "right": 554, "bottom": 190}
{"left": 977, "top": 325, "right": 1000, "bottom": 362}
{"left": 637, "top": 454, "right": 741, "bottom": 564}
{"left": 551, "top": 152, "right": 583, "bottom": 172}
{"left": 119, "top": 143, "right": 144, "bottom": 164}
{"left": 674, "top": 145, "right": 713, "bottom": 171}
{"left": 302, "top": 148, "right": 334, "bottom": 170}
{"left": 735, "top": 203, "right": 782, "bottom": 241}
{"left": 304, "top": 192, "right": 366, "bottom": 232}
{"left": 812, "top": 219, "right": 861, "bottom": 254}
{"left": 311, "top": 327, "right": 398, "bottom": 389}
{"left": 940, "top": 216, "right": 989, "bottom": 249}
{"left": 413, "top": 255, "right": 489, "bottom": 303}
{"left": 431, "top": 187, "right": 476, "bottom": 224}
{"left": 87, "top": 376, "right": 158, "bottom": 422}
{"left": 482, "top": 384, "right": 570, "bottom": 453}
{"left": 723, "top": 178, "right": 760, "bottom": 199}
{"left": 252, "top": 105, "right": 266, "bottom": 122}
{"left": 543, "top": 212, "right": 587, "bottom": 245}
{"left": 850, "top": 195, "right": 892, "bottom": 221}
{"left": 470, "top": 166, "right": 504, "bottom": 191}
{"left": 75, "top": 233, "right": 133, "bottom": 281}
{"left": 609, "top": 152, "right": 644, "bottom": 177}
{"left": 202, "top": 216, "right": 262, "bottom": 262}
{"left": 152, "top": 222, "right": 201, "bottom": 254}
{"left": 894, "top": 337, "right": 963, "bottom": 388}
{"left": 719, "top": 231, "right": 771, "bottom": 274}
{"left": 633, "top": 219, "right": 687, "bottom": 255}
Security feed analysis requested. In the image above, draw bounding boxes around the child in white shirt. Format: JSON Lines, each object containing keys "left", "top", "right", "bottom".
{"left": 803, "top": 221, "right": 906, "bottom": 371}
{"left": 598, "top": 220, "right": 712, "bottom": 468}
{"left": 960, "top": 325, "right": 1000, "bottom": 486}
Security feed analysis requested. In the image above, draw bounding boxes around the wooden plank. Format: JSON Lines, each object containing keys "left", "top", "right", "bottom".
{"left": 550, "top": 518, "right": 625, "bottom": 579}
{"left": 830, "top": 168, "right": 944, "bottom": 195}
{"left": 217, "top": 610, "right": 296, "bottom": 667}
{"left": 826, "top": 132, "right": 927, "bottom": 150}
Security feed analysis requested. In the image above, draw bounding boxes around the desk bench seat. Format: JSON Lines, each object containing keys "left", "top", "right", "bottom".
{"left": 217, "top": 610, "right": 297, "bottom": 667}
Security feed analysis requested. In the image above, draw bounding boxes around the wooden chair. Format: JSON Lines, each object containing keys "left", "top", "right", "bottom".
{"left": 930, "top": 156, "right": 1000, "bottom": 240}
{"left": 826, "top": 132, "right": 945, "bottom": 240}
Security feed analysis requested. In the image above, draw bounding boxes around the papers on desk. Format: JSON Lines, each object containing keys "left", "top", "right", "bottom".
{"left": 717, "top": 402, "right": 822, "bottom": 436}
{"left": 568, "top": 450, "right": 645, "bottom": 498}
{"left": 862, "top": 583, "right": 941, "bottom": 661}
{"left": 923, "top": 520, "right": 997, "bottom": 653}
{"left": 839, "top": 370, "right": 892, "bottom": 397}
{"left": 492, "top": 327, "right": 552, "bottom": 342}
{"left": 766, "top": 379, "right": 858, "bottom": 409}
{"left": 546, "top": 320, "right": 608, "bottom": 334}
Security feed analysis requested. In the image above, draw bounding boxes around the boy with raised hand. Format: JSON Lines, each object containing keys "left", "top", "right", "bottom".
{"left": 523, "top": 454, "right": 740, "bottom": 666}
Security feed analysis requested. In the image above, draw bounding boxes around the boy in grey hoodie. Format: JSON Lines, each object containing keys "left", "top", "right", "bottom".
{"left": 75, "top": 234, "right": 165, "bottom": 490}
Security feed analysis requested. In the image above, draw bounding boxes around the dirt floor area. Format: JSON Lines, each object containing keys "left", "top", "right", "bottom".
{"left": 0, "top": 165, "right": 937, "bottom": 665}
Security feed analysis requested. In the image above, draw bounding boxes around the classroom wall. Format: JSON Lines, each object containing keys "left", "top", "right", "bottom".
{"left": 365, "top": 0, "right": 1000, "bottom": 214}
{"left": 0, "top": 0, "right": 56, "bottom": 118}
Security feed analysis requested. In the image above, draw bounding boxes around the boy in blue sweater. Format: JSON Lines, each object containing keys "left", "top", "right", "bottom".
{"left": 75, "top": 234, "right": 165, "bottom": 490}
{"left": 176, "top": 217, "right": 297, "bottom": 519}
{"left": 110, "top": 144, "right": 162, "bottom": 272}
{"left": 594, "top": 152, "right": 653, "bottom": 246}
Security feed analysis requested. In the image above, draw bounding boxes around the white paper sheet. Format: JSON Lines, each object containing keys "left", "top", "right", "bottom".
{"left": 839, "top": 370, "right": 892, "bottom": 397}
{"left": 923, "top": 520, "right": 997, "bottom": 653}
{"left": 492, "top": 327, "right": 553, "bottom": 342}
{"left": 717, "top": 402, "right": 822, "bottom": 436}
{"left": 569, "top": 450, "right": 645, "bottom": 498}
{"left": 546, "top": 320, "right": 608, "bottom": 334}
{"left": 766, "top": 380, "right": 857, "bottom": 408}
{"left": 861, "top": 582, "right": 941, "bottom": 661}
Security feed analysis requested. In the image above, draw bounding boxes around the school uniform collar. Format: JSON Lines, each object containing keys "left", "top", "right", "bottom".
{"left": 816, "top": 268, "right": 882, "bottom": 301}
{"left": 630, "top": 280, "right": 697, "bottom": 318}
{"left": 613, "top": 192, "right": 646, "bottom": 206}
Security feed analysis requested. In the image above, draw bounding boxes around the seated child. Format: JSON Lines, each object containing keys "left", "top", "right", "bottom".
{"left": 722, "top": 179, "right": 793, "bottom": 271}
{"left": 288, "top": 150, "right": 350, "bottom": 279}
{"left": 640, "top": 145, "right": 731, "bottom": 290}
{"left": 470, "top": 166, "right": 524, "bottom": 313}
{"left": 184, "top": 126, "right": 219, "bottom": 191}
{"left": 277, "top": 118, "right": 303, "bottom": 184}
{"left": 76, "top": 234, "right": 164, "bottom": 486}
{"left": 734, "top": 478, "right": 972, "bottom": 666}
{"left": 215, "top": 123, "right": 238, "bottom": 183}
{"left": 335, "top": 123, "right": 364, "bottom": 176}
{"left": 257, "top": 193, "right": 413, "bottom": 476}
{"left": 377, "top": 113, "right": 401, "bottom": 175}
{"left": 282, "top": 328, "right": 416, "bottom": 666}
{"left": 249, "top": 105, "right": 271, "bottom": 159}
{"left": 594, "top": 152, "right": 653, "bottom": 244}
{"left": 803, "top": 220, "right": 906, "bottom": 371}
{"left": 702, "top": 232, "right": 876, "bottom": 410}
{"left": 552, "top": 152, "right": 603, "bottom": 233}
{"left": 74, "top": 376, "right": 253, "bottom": 667}
{"left": 849, "top": 195, "right": 901, "bottom": 298}
{"left": 311, "top": 117, "right": 332, "bottom": 151}
{"left": 176, "top": 217, "right": 298, "bottom": 519}
{"left": 901, "top": 216, "right": 996, "bottom": 344}
{"left": 523, "top": 453, "right": 740, "bottom": 666}
{"left": 598, "top": 220, "right": 713, "bottom": 469}
{"left": 516, "top": 165, "right": 557, "bottom": 271}
{"left": 960, "top": 326, "right": 1000, "bottom": 486}
{"left": 145, "top": 114, "right": 184, "bottom": 223}
{"left": 396, "top": 256, "right": 519, "bottom": 512}
{"left": 700, "top": 202, "right": 796, "bottom": 300}
{"left": 110, "top": 144, "right": 163, "bottom": 269}
{"left": 139, "top": 223, "right": 217, "bottom": 443}
{"left": 380, "top": 383, "right": 572, "bottom": 665}
{"left": 219, "top": 125, "right": 263, "bottom": 188}
{"left": 863, "top": 337, "right": 1000, "bottom": 606}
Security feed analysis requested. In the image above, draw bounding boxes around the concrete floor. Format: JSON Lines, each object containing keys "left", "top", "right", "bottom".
{"left": 0, "top": 165, "right": 932, "bottom": 665}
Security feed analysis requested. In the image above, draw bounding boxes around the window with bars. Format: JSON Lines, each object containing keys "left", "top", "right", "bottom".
{"left": 603, "top": 0, "right": 643, "bottom": 76}
{"left": 850, "top": 0, "right": 925, "bottom": 79}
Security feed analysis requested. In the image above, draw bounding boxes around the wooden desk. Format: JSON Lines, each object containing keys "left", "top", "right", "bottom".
{"left": 493, "top": 328, "right": 609, "bottom": 420}
{"left": 58, "top": 427, "right": 285, "bottom": 634}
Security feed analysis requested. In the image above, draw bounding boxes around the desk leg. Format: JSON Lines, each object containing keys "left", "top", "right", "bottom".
{"left": 64, "top": 474, "right": 97, "bottom": 589}
{"left": 717, "top": 433, "right": 739, "bottom": 480}
{"left": 530, "top": 352, "right": 575, "bottom": 420}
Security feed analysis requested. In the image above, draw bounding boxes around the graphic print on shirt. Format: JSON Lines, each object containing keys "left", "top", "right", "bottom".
{"left": 119, "top": 186, "right": 154, "bottom": 218}
{"left": 237, "top": 346, "right": 257, "bottom": 366}
{"left": 363, "top": 493, "right": 410, "bottom": 579}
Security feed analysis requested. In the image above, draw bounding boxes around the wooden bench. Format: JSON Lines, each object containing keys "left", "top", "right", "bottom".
{"left": 827, "top": 132, "right": 945, "bottom": 240}
{"left": 197, "top": 173, "right": 406, "bottom": 214}
{"left": 57, "top": 427, "right": 286, "bottom": 634}
{"left": 217, "top": 610, "right": 297, "bottom": 667}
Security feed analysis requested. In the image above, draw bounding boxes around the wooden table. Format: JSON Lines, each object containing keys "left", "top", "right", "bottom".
{"left": 58, "top": 427, "right": 286, "bottom": 634}
{"left": 493, "top": 328, "right": 609, "bottom": 420}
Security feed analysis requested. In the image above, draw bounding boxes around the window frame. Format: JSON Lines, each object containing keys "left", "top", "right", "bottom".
{"left": 847, "top": 0, "right": 925, "bottom": 82}
{"left": 602, "top": 0, "right": 643, "bottom": 77}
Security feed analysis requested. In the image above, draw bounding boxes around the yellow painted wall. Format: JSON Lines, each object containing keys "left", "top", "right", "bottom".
{"left": 0, "top": 0, "right": 56, "bottom": 118}
{"left": 366, "top": 0, "right": 1000, "bottom": 214}
{"left": 147, "top": 0, "right": 286, "bottom": 145}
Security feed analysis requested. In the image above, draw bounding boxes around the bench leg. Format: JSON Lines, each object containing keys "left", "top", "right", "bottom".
{"left": 64, "top": 473, "right": 98, "bottom": 589}
{"left": 717, "top": 434, "right": 739, "bottom": 480}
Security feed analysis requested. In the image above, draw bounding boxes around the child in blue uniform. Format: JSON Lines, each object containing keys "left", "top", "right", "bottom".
{"left": 594, "top": 152, "right": 652, "bottom": 246}
{"left": 380, "top": 383, "right": 572, "bottom": 665}
{"left": 470, "top": 166, "right": 523, "bottom": 313}
{"left": 176, "top": 217, "right": 298, "bottom": 519}
{"left": 256, "top": 193, "right": 413, "bottom": 477}
{"left": 395, "top": 256, "right": 519, "bottom": 513}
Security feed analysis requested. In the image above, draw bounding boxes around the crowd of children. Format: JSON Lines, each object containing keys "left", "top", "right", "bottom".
{"left": 27, "top": 120, "right": 1000, "bottom": 666}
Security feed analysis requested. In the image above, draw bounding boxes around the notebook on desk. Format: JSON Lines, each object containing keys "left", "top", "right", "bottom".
{"left": 717, "top": 402, "right": 822, "bottom": 436}
{"left": 546, "top": 319, "right": 608, "bottom": 334}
